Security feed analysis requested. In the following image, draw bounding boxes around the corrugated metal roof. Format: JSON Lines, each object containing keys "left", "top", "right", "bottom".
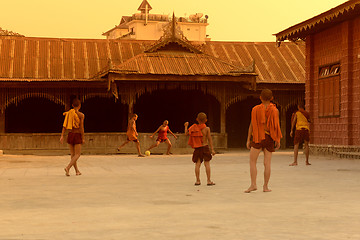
{"left": 110, "top": 52, "right": 255, "bottom": 76}
{"left": 203, "top": 42, "right": 305, "bottom": 83}
{"left": 0, "top": 36, "right": 304, "bottom": 83}
{"left": 275, "top": 0, "right": 360, "bottom": 42}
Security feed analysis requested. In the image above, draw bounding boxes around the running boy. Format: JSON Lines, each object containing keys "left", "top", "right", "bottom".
{"left": 117, "top": 114, "right": 145, "bottom": 157}
{"left": 245, "top": 89, "right": 282, "bottom": 193}
{"left": 60, "top": 98, "right": 85, "bottom": 176}
{"left": 184, "top": 112, "right": 216, "bottom": 186}
{"left": 147, "top": 120, "right": 177, "bottom": 155}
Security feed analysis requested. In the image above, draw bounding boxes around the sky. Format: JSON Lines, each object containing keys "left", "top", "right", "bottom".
{"left": 0, "top": 0, "right": 347, "bottom": 42}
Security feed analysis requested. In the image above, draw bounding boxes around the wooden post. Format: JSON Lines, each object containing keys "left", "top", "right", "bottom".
{"left": 280, "top": 108, "right": 286, "bottom": 149}
{"left": 220, "top": 88, "right": 226, "bottom": 134}
{"left": 128, "top": 98, "right": 134, "bottom": 120}
{"left": 0, "top": 107, "right": 5, "bottom": 133}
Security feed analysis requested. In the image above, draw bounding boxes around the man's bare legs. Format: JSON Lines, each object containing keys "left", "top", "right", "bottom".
{"left": 245, "top": 147, "right": 262, "bottom": 193}
{"left": 147, "top": 141, "right": 160, "bottom": 151}
{"left": 135, "top": 141, "right": 145, "bottom": 157}
{"left": 204, "top": 160, "right": 215, "bottom": 185}
{"left": 304, "top": 141, "right": 311, "bottom": 165}
{"left": 289, "top": 143, "right": 299, "bottom": 166}
{"left": 64, "top": 144, "right": 82, "bottom": 176}
{"left": 118, "top": 140, "right": 144, "bottom": 157}
{"left": 117, "top": 140, "right": 130, "bottom": 151}
{"left": 194, "top": 159, "right": 201, "bottom": 185}
{"left": 290, "top": 141, "right": 310, "bottom": 166}
{"left": 263, "top": 149, "right": 272, "bottom": 192}
{"left": 165, "top": 139, "right": 172, "bottom": 155}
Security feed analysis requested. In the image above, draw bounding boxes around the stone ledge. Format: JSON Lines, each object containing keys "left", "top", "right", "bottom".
{"left": 310, "top": 144, "right": 360, "bottom": 159}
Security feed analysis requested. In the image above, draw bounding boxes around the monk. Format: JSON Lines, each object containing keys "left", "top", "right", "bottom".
{"left": 185, "top": 112, "right": 216, "bottom": 186}
{"left": 60, "top": 98, "right": 85, "bottom": 176}
{"left": 117, "top": 114, "right": 145, "bottom": 157}
{"left": 147, "top": 120, "right": 177, "bottom": 155}
{"left": 290, "top": 102, "right": 311, "bottom": 166}
{"left": 245, "top": 89, "right": 282, "bottom": 193}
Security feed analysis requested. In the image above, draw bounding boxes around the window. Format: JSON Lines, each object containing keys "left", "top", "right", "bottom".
{"left": 130, "top": 28, "right": 135, "bottom": 35}
{"left": 318, "top": 63, "right": 340, "bottom": 117}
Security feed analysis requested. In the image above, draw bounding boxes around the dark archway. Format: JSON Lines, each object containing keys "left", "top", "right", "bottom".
{"left": 286, "top": 104, "right": 298, "bottom": 148}
{"left": 5, "top": 97, "right": 64, "bottom": 133}
{"left": 134, "top": 89, "right": 220, "bottom": 133}
{"left": 226, "top": 96, "right": 261, "bottom": 148}
{"left": 81, "top": 97, "right": 127, "bottom": 132}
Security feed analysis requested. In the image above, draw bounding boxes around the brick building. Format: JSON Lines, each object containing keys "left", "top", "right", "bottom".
{"left": 276, "top": 0, "right": 360, "bottom": 154}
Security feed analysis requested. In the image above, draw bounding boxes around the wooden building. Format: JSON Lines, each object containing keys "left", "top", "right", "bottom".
{"left": 275, "top": 0, "right": 360, "bottom": 155}
{"left": 0, "top": 17, "right": 305, "bottom": 154}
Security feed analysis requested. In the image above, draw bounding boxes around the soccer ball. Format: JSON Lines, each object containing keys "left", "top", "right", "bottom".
{"left": 145, "top": 150, "right": 151, "bottom": 156}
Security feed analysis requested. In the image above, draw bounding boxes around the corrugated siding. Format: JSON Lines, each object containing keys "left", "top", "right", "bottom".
{"left": 0, "top": 37, "right": 304, "bottom": 83}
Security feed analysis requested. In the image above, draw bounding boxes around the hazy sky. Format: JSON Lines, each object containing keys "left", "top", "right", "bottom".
{"left": 1, "top": 0, "right": 346, "bottom": 41}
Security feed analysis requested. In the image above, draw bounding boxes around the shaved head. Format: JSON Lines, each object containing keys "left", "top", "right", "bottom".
{"left": 260, "top": 89, "right": 273, "bottom": 101}
{"left": 197, "top": 112, "right": 207, "bottom": 123}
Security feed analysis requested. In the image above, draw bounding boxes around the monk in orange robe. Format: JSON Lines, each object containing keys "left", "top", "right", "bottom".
{"left": 245, "top": 89, "right": 282, "bottom": 193}
{"left": 185, "top": 112, "right": 216, "bottom": 186}
{"left": 117, "top": 114, "right": 145, "bottom": 157}
{"left": 60, "top": 98, "right": 85, "bottom": 176}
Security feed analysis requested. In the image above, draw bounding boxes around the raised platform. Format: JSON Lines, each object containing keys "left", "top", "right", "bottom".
{"left": 0, "top": 132, "right": 227, "bottom": 155}
{"left": 310, "top": 144, "right": 360, "bottom": 159}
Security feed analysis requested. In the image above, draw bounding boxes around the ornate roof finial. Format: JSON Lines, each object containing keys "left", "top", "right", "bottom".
{"left": 138, "top": 0, "right": 152, "bottom": 13}
{"left": 171, "top": 12, "right": 176, "bottom": 39}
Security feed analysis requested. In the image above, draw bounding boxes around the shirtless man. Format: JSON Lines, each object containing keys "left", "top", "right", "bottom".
{"left": 184, "top": 112, "right": 216, "bottom": 186}
{"left": 147, "top": 120, "right": 177, "bottom": 155}
{"left": 60, "top": 98, "right": 85, "bottom": 176}
{"left": 117, "top": 114, "right": 145, "bottom": 157}
{"left": 245, "top": 89, "right": 282, "bottom": 193}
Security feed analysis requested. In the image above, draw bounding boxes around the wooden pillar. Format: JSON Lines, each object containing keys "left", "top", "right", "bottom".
{"left": 280, "top": 108, "right": 286, "bottom": 149}
{"left": 0, "top": 108, "right": 5, "bottom": 133}
{"left": 220, "top": 90, "right": 226, "bottom": 134}
{"left": 128, "top": 98, "right": 134, "bottom": 119}
{"left": 207, "top": 100, "right": 215, "bottom": 131}
{"left": 220, "top": 103, "right": 226, "bottom": 134}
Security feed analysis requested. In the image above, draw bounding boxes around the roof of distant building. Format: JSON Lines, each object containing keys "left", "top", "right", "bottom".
{"left": 0, "top": 27, "right": 24, "bottom": 37}
{"left": 0, "top": 36, "right": 304, "bottom": 84}
{"left": 138, "top": 0, "right": 152, "bottom": 13}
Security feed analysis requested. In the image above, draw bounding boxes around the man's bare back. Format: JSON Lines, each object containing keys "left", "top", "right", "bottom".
{"left": 201, "top": 127, "right": 211, "bottom": 146}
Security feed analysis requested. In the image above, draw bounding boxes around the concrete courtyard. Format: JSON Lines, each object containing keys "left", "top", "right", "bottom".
{"left": 0, "top": 151, "right": 359, "bottom": 240}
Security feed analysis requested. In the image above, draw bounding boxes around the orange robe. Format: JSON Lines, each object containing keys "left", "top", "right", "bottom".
{"left": 126, "top": 121, "right": 137, "bottom": 141}
{"left": 62, "top": 109, "right": 80, "bottom": 130}
{"left": 188, "top": 123, "right": 206, "bottom": 149}
{"left": 251, "top": 103, "right": 282, "bottom": 143}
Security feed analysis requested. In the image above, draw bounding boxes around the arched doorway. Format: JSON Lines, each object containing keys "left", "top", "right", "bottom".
{"left": 226, "top": 96, "right": 261, "bottom": 148}
{"left": 5, "top": 97, "right": 64, "bottom": 133}
{"left": 81, "top": 97, "right": 127, "bottom": 132}
{"left": 134, "top": 89, "right": 220, "bottom": 133}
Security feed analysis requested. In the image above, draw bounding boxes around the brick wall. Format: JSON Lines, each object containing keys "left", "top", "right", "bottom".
{"left": 307, "top": 16, "right": 360, "bottom": 146}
